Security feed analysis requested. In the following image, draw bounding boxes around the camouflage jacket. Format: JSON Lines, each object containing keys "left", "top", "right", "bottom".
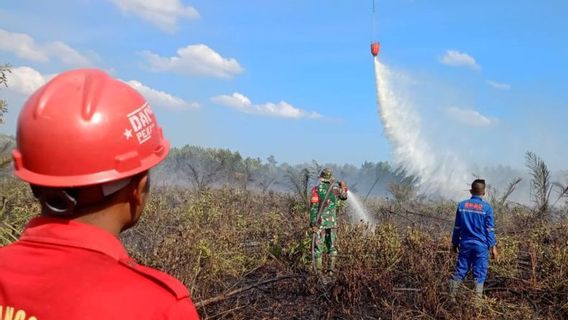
{"left": 309, "top": 181, "right": 348, "bottom": 229}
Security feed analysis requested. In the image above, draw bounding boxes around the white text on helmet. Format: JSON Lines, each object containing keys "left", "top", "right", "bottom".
{"left": 127, "top": 103, "right": 156, "bottom": 144}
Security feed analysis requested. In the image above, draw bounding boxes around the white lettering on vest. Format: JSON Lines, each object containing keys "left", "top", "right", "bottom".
{"left": 0, "top": 304, "right": 38, "bottom": 320}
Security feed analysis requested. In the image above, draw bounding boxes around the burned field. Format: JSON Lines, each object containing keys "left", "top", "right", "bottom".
{"left": 2, "top": 178, "right": 566, "bottom": 319}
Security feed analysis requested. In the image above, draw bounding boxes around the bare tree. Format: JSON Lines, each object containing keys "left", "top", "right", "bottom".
{"left": 387, "top": 182, "right": 415, "bottom": 204}
{"left": 285, "top": 166, "right": 310, "bottom": 209}
{"left": 365, "top": 162, "right": 391, "bottom": 201}
{"left": 0, "top": 137, "right": 14, "bottom": 169}
{"left": 552, "top": 181, "right": 568, "bottom": 208}
{"left": 0, "top": 64, "right": 11, "bottom": 125}
{"left": 309, "top": 160, "right": 323, "bottom": 179}
{"left": 237, "top": 157, "right": 262, "bottom": 191}
{"left": 0, "top": 64, "right": 12, "bottom": 168}
{"left": 172, "top": 146, "right": 238, "bottom": 191}
{"left": 257, "top": 157, "right": 278, "bottom": 194}
{"left": 488, "top": 177, "right": 522, "bottom": 210}
{"left": 526, "top": 151, "right": 553, "bottom": 217}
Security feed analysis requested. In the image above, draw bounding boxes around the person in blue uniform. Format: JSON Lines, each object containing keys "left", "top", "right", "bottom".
{"left": 449, "top": 179, "right": 499, "bottom": 297}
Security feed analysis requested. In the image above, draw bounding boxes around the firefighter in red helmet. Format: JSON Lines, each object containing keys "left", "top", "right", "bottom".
{"left": 0, "top": 69, "right": 199, "bottom": 319}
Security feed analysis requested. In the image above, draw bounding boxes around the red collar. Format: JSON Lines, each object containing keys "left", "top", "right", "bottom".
{"left": 19, "top": 217, "right": 130, "bottom": 261}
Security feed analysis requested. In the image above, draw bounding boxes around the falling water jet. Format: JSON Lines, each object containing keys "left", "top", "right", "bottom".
{"left": 373, "top": 57, "right": 469, "bottom": 199}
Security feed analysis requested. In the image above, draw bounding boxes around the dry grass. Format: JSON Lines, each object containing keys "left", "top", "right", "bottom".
{"left": 1, "top": 178, "right": 567, "bottom": 319}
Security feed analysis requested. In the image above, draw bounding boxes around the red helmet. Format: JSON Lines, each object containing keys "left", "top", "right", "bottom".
{"left": 12, "top": 69, "right": 170, "bottom": 187}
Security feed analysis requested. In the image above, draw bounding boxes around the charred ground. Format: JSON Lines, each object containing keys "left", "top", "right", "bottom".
{"left": 1, "top": 177, "right": 567, "bottom": 319}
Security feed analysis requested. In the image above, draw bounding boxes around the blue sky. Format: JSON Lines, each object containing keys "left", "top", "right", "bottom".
{"left": 0, "top": 0, "right": 566, "bottom": 170}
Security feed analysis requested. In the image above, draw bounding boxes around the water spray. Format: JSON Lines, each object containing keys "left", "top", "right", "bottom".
{"left": 346, "top": 191, "right": 375, "bottom": 225}
{"left": 373, "top": 56, "right": 469, "bottom": 199}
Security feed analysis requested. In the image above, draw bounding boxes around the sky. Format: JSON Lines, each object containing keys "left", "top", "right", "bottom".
{"left": 0, "top": 0, "right": 566, "bottom": 171}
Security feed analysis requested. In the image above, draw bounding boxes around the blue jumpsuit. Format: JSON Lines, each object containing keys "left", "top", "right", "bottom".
{"left": 451, "top": 195, "right": 496, "bottom": 284}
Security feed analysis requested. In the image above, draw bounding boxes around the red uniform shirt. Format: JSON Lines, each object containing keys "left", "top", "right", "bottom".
{"left": 0, "top": 217, "right": 199, "bottom": 319}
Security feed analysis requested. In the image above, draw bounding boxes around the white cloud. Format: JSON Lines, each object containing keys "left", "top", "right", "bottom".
{"left": 446, "top": 107, "right": 494, "bottom": 127}
{"left": 211, "top": 92, "right": 322, "bottom": 120}
{"left": 126, "top": 80, "right": 199, "bottom": 110}
{"left": 440, "top": 50, "right": 480, "bottom": 71}
{"left": 5, "top": 66, "right": 53, "bottom": 95}
{"left": 486, "top": 80, "right": 511, "bottom": 90}
{"left": 0, "top": 28, "right": 93, "bottom": 67}
{"left": 46, "top": 41, "right": 93, "bottom": 67}
{"left": 0, "top": 29, "right": 48, "bottom": 62}
{"left": 5, "top": 66, "right": 196, "bottom": 111}
{"left": 142, "top": 44, "right": 244, "bottom": 78}
{"left": 108, "top": 0, "right": 199, "bottom": 32}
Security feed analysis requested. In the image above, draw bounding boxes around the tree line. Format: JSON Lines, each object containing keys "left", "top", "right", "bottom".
{"left": 151, "top": 145, "right": 413, "bottom": 199}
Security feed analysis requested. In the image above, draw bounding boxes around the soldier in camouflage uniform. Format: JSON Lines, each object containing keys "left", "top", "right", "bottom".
{"left": 310, "top": 168, "right": 348, "bottom": 274}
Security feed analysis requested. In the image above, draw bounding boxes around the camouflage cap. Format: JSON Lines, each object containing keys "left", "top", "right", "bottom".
{"left": 320, "top": 168, "right": 333, "bottom": 181}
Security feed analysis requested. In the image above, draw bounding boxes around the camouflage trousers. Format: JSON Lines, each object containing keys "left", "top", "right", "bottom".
{"left": 314, "top": 228, "right": 337, "bottom": 259}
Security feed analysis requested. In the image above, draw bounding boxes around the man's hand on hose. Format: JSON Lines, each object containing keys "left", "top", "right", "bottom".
{"left": 338, "top": 181, "right": 348, "bottom": 200}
